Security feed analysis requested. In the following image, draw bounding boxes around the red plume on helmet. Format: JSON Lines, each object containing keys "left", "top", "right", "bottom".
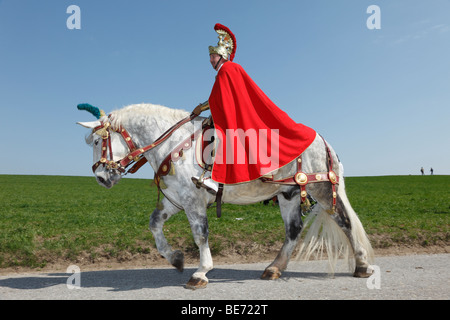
{"left": 214, "top": 23, "right": 237, "bottom": 61}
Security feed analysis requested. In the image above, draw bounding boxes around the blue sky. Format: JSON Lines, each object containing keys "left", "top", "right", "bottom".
{"left": 0, "top": 0, "right": 449, "bottom": 179}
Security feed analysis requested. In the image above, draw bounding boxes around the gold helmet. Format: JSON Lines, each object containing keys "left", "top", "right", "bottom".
{"left": 208, "top": 23, "right": 237, "bottom": 61}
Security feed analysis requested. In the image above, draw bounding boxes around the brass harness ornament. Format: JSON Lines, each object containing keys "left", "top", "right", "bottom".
{"left": 261, "top": 135, "right": 339, "bottom": 214}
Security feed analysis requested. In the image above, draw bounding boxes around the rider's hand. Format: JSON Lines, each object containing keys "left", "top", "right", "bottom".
{"left": 192, "top": 103, "right": 203, "bottom": 116}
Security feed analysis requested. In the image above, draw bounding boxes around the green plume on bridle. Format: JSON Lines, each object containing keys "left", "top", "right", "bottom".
{"left": 77, "top": 103, "right": 106, "bottom": 119}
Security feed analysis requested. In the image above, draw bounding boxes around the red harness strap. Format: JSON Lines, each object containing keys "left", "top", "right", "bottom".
{"left": 322, "top": 138, "right": 338, "bottom": 211}
{"left": 118, "top": 113, "right": 198, "bottom": 170}
{"left": 91, "top": 121, "right": 140, "bottom": 174}
{"left": 91, "top": 113, "right": 199, "bottom": 175}
{"left": 154, "top": 127, "right": 202, "bottom": 188}
{"left": 260, "top": 136, "right": 339, "bottom": 212}
{"left": 91, "top": 122, "right": 118, "bottom": 173}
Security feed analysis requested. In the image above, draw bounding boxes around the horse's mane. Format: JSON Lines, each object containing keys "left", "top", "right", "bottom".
{"left": 85, "top": 103, "right": 189, "bottom": 145}
{"left": 109, "top": 103, "right": 189, "bottom": 130}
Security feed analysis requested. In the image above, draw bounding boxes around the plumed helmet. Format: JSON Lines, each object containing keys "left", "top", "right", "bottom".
{"left": 208, "top": 23, "right": 236, "bottom": 61}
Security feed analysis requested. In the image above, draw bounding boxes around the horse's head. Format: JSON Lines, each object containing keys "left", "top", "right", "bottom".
{"left": 77, "top": 104, "right": 129, "bottom": 189}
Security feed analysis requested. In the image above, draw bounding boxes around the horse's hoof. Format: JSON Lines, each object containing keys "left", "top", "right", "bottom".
{"left": 185, "top": 277, "right": 208, "bottom": 290}
{"left": 353, "top": 266, "right": 374, "bottom": 278}
{"left": 171, "top": 250, "right": 184, "bottom": 272}
{"left": 261, "top": 267, "right": 281, "bottom": 280}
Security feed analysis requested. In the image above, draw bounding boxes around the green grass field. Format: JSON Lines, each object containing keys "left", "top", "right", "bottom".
{"left": 0, "top": 175, "right": 448, "bottom": 269}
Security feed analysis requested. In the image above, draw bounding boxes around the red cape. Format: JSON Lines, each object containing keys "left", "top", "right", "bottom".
{"left": 208, "top": 61, "right": 316, "bottom": 184}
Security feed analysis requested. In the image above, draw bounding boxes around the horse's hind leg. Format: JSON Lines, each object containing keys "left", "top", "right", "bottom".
{"left": 334, "top": 185, "right": 374, "bottom": 277}
{"left": 149, "top": 198, "right": 184, "bottom": 271}
{"left": 261, "top": 189, "right": 303, "bottom": 280}
{"left": 304, "top": 180, "right": 374, "bottom": 277}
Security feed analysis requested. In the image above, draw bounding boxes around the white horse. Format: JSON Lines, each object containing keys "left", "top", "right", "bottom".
{"left": 77, "top": 103, "right": 374, "bottom": 289}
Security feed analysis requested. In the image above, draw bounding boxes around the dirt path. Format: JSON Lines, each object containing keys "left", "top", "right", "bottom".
{"left": 1, "top": 243, "right": 448, "bottom": 276}
{"left": 1, "top": 254, "right": 449, "bottom": 300}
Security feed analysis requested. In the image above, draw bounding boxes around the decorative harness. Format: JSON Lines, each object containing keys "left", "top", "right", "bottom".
{"left": 91, "top": 113, "right": 199, "bottom": 176}
{"left": 91, "top": 113, "right": 339, "bottom": 214}
{"left": 90, "top": 112, "right": 203, "bottom": 210}
{"left": 260, "top": 135, "right": 339, "bottom": 212}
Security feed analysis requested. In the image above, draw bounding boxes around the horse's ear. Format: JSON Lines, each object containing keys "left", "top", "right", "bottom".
{"left": 76, "top": 120, "right": 101, "bottom": 128}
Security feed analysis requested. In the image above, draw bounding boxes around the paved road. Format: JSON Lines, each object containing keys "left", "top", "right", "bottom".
{"left": 0, "top": 254, "right": 448, "bottom": 300}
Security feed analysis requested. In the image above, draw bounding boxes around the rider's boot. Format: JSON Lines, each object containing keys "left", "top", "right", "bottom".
{"left": 191, "top": 171, "right": 218, "bottom": 196}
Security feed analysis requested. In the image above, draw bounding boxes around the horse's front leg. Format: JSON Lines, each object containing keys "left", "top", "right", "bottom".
{"left": 149, "top": 198, "right": 184, "bottom": 271}
{"left": 184, "top": 206, "right": 213, "bottom": 290}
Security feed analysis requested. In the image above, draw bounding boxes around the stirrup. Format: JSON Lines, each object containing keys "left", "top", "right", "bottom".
{"left": 191, "top": 175, "right": 218, "bottom": 196}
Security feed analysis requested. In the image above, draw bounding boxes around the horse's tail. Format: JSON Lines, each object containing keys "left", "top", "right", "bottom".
{"left": 297, "top": 162, "right": 374, "bottom": 274}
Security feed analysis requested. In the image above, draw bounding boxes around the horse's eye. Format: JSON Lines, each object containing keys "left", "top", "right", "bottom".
{"left": 94, "top": 139, "right": 100, "bottom": 146}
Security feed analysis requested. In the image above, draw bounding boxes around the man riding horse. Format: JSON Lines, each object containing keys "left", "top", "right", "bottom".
{"left": 192, "top": 24, "right": 316, "bottom": 195}
{"left": 77, "top": 24, "right": 375, "bottom": 287}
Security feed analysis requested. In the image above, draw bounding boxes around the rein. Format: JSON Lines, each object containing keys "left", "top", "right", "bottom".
{"left": 91, "top": 112, "right": 199, "bottom": 175}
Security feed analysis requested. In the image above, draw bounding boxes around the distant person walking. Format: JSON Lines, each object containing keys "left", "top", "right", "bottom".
{"left": 421, "top": 167, "right": 424, "bottom": 175}
{"left": 430, "top": 168, "right": 434, "bottom": 175}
